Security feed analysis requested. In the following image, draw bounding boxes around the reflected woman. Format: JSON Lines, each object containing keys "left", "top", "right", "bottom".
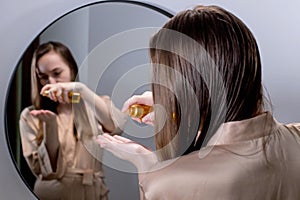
{"left": 19, "top": 41, "right": 126, "bottom": 200}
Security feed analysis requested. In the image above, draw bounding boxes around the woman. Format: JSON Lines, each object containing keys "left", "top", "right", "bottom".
{"left": 96, "top": 5, "right": 300, "bottom": 200}
{"left": 19, "top": 41, "right": 127, "bottom": 200}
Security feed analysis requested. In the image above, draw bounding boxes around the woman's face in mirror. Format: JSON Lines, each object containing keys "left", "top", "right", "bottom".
{"left": 37, "top": 51, "right": 72, "bottom": 85}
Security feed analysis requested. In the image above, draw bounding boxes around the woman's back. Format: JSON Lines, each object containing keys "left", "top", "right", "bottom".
{"left": 139, "top": 112, "right": 300, "bottom": 200}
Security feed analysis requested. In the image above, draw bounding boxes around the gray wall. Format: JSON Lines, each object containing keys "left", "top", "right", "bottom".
{"left": 1, "top": 0, "right": 300, "bottom": 199}
{"left": 199, "top": 0, "right": 300, "bottom": 123}
{"left": 39, "top": 7, "right": 90, "bottom": 68}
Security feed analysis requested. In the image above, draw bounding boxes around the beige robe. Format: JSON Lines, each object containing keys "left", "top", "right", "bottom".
{"left": 139, "top": 112, "right": 300, "bottom": 200}
{"left": 19, "top": 96, "right": 127, "bottom": 200}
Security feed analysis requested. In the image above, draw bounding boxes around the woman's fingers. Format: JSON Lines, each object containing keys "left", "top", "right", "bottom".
{"left": 65, "top": 90, "right": 71, "bottom": 103}
{"left": 113, "top": 135, "right": 133, "bottom": 143}
{"left": 56, "top": 89, "right": 64, "bottom": 103}
{"left": 121, "top": 95, "right": 140, "bottom": 112}
{"left": 121, "top": 91, "right": 153, "bottom": 112}
{"left": 40, "top": 83, "right": 78, "bottom": 103}
{"left": 30, "top": 109, "right": 57, "bottom": 122}
{"left": 95, "top": 134, "right": 157, "bottom": 171}
{"left": 95, "top": 135, "right": 124, "bottom": 157}
{"left": 102, "top": 133, "right": 123, "bottom": 143}
{"left": 30, "top": 109, "right": 53, "bottom": 116}
{"left": 95, "top": 135, "right": 110, "bottom": 147}
{"left": 141, "top": 112, "right": 154, "bottom": 125}
{"left": 41, "top": 84, "right": 59, "bottom": 102}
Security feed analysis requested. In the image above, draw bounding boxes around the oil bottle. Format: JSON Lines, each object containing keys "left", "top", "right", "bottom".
{"left": 42, "top": 90, "right": 81, "bottom": 103}
{"left": 127, "top": 104, "right": 153, "bottom": 120}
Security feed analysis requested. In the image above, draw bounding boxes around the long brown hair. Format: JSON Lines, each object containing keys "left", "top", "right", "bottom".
{"left": 150, "top": 5, "right": 263, "bottom": 160}
{"left": 30, "top": 41, "right": 78, "bottom": 144}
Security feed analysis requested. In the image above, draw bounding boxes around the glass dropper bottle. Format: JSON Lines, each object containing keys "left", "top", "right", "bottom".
{"left": 127, "top": 104, "right": 153, "bottom": 120}
{"left": 42, "top": 90, "right": 81, "bottom": 103}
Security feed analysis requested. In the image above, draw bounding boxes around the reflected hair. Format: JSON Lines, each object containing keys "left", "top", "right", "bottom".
{"left": 150, "top": 5, "right": 264, "bottom": 160}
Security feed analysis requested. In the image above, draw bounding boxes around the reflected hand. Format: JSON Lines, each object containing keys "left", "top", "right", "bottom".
{"left": 40, "top": 82, "right": 82, "bottom": 104}
{"left": 95, "top": 133, "right": 157, "bottom": 172}
{"left": 30, "top": 109, "right": 57, "bottom": 125}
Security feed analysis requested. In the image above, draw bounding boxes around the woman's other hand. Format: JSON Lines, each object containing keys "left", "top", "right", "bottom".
{"left": 30, "top": 109, "right": 59, "bottom": 147}
{"left": 30, "top": 109, "right": 57, "bottom": 125}
{"left": 95, "top": 133, "right": 157, "bottom": 172}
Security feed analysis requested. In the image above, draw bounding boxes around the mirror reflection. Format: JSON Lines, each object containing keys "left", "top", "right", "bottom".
{"left": 6, "top": 2, "right": 172, "bottom": 199}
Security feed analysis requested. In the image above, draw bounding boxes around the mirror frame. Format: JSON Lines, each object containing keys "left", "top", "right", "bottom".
{"left": 4, "top": 0, "right": 173, "bottom": 198}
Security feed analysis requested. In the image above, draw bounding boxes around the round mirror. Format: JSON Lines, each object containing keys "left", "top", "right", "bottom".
{"left": 5, "top": 1, "right": 172, "bottom": 199}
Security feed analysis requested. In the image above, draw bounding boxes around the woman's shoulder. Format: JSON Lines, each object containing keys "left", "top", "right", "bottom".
{"left": 20, "top": 105, "right": 35, "bottom": 121}
{"left": 139, "top": 150, "right": 229, "bottom": 199}
{"left": 20, "top": 105, "right": 34, "bottom": 115}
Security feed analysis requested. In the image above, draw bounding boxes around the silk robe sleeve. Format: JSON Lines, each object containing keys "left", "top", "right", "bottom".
{"left": 19, "top": 107, "right": 65, "bottom": 180}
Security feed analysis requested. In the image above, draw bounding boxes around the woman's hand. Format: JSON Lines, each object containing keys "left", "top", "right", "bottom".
{"left": 40, "top": 82, "right": 83, "bottom": 104}
{"left": 30, "top": 109, "right": 57, "bottom": 125}
{"left": 122, "top": 91, "right": 154, "bottom": 125}
{"left": 30, "top": 109, "right": 59, "bottom": 155}
{"left": 95, "top": 133, "right": 158, "bottom": 172}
